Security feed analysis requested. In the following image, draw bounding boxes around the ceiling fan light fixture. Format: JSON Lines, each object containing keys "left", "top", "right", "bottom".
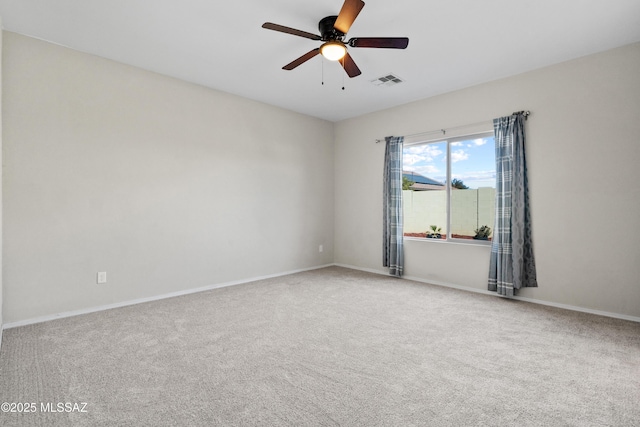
{"left": 262, "top": 0, "right": 408, "bottom": 78}
{"left": 320, "top": 41, "right": 347, "bottom": 61}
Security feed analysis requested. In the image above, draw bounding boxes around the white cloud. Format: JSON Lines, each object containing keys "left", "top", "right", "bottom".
{"left": 451, "top": 141, "right": 463, "bottom": 147}
{"left": 416, "top": 165, "right": 440, "bottom": 175}
{"left": 451, "top": 149, "right": 469, "bottom": 163}
{"left": 405, "top": 145, "right": 434, "bottom": 155}
{"left": 404, "top": 144, "right": 444, "bottom": 163}
{"left": 403, "top": 153, "right": 424, "bottom": 166}
{"left": 466, "top": 138, "right": 489, "bottom": 148}
{"left": 473, "top": 138, "right": 488, "bottom": 146}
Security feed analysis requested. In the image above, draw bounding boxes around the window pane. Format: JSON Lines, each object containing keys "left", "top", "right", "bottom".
{"left": 403, "top": 141, "right": 447, "bottom": 239}
{"left": 450, "top": 136, "right": 496, "bottom": 241}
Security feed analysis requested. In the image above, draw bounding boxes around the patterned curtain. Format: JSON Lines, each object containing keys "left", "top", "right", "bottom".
{"left": 383, "top": 136, "right": 404, "bottom": 277}
{"left": 488, "top": 113, "right": 537, "bottom": 296}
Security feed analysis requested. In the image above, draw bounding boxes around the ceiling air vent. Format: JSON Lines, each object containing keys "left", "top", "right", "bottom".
{"left": 371, "top": 73, "right": 404, "bottom": 87}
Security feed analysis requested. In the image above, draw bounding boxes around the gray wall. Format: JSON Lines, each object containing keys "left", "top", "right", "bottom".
{"left": 3, "top": 32, "right": 639, "bottom": 324}
{"left": 3, "top": 32, "right": 335, "bottom": 323}
{"left": 0, "top": 21, "right": 3, "bottom": 336}
{"left": 334, "top": 42, "right": 640, "bottom": 319}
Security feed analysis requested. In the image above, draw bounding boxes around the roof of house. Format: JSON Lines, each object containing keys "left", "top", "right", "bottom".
{"left": 403, "top": 171, "right": 444, "bottom": 187}
{"left": 409, "top": 183, "right": 447, "bottom": 191}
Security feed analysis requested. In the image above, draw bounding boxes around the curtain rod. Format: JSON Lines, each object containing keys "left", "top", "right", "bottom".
{"left": 375, "top": 110, "right": 530, "bottom": 143}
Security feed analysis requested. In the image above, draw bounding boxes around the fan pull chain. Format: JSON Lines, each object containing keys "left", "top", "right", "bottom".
{"left": 321, "top": 60, "right": 324, "bottom": 85}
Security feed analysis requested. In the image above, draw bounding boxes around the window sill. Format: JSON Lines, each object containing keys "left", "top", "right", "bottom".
{"left": 404, "top": 236, "right": 492, "bottom": 247}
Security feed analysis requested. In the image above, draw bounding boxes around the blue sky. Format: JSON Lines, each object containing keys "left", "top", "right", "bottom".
{"left": 403, "top": 136, "right": 496, "bottom": 189}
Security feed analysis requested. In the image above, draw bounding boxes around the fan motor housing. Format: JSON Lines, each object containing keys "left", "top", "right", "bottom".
{"left": 319, "top": 16, "right": 344, "bottom": 40}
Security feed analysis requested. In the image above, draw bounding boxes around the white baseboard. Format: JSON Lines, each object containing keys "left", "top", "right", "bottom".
{"left": 2, "top": 264, "right": 334, "bottom": 330}
{"left": 5, "top": 262, "right": 638, "bottom": 329}
{"left": 333, "top": 263, "right": 390, "bottom": 277}
{"left": 505, "top": 295, "right": 640, "bottom": 323}
{"left": 334, "top": 263, "right": 640, "bottom": 323}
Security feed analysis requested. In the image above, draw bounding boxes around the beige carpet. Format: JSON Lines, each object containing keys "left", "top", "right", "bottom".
{"left": 1, "top": 266, "right": 639, "bottom": 426}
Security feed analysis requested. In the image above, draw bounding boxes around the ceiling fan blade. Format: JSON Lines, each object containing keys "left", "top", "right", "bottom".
{"left": 334, "top": 0, "right": 365, "bottom": 34}
{"left": 262, "top": 22, "right": 322, "bottom": 41}
{"left": 348, "top": 37, "right": 409, "bottom": 49}
{"left": 283, "top": 48, "right": 321, "bottom": 70}
{"left": 340, "top": 52, "right": 362, "bottom": 78}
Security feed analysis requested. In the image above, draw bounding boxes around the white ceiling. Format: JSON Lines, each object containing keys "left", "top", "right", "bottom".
{"left": 1, "top": 0, "right": 639, "bottom": 122}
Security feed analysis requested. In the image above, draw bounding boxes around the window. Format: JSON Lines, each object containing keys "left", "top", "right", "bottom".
{"left": 402, "top": 132, "right": 496, "bottom": 243}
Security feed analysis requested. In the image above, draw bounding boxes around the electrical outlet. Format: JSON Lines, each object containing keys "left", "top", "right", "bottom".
{"left": 97, "top": 272, "right": 107, "bottom": 284}
{"left": 319, "top": 245, "right": 323, "bottom": 253}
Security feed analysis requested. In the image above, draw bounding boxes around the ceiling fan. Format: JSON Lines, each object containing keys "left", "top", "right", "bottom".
{"left": 262, "top": 0, "right": 409, "bottom": 78}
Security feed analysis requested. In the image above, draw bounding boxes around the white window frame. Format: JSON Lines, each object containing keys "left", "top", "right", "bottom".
{"left": 403, "top": 130, "right": 495, "bottom": 245}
